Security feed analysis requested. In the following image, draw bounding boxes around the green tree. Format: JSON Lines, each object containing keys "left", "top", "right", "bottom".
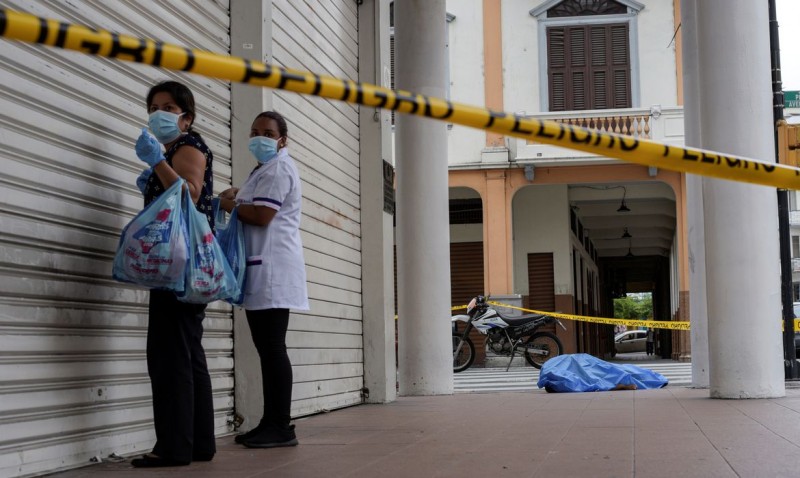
{"left": 635, "top": 295, "right": 653, "bottom": 319}
{"left": 614, "top": 293, "right": 653, "bottom": 320}
{"left": 613, "top": 296, "right": 638, "bottom": 319}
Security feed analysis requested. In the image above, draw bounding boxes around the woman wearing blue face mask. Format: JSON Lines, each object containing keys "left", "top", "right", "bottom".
{"left": 131, "top": 81, "right": 216, "bottom": 468}
{"left": 217, "top": 111, "right": 308, "bottom": 449}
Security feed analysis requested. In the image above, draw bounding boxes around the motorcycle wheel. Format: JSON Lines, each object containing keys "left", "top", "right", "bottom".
{"left": 523, "top": 332, "right": 563, "bottom": 369}
{"left": 452, "top": 334, "right": 475, "bottom": 373}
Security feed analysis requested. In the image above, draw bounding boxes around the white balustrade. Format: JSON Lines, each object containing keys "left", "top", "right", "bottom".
{"left": 509, "top": 106, "right": 685, "bottom": 167}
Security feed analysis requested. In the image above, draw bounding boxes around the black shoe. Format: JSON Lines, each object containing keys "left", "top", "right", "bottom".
{"left": 131, "top": 454, "right": 189, "bottom": 468}
{"left": 192, "top": 452, "right": 215, "bottom": 462}
{"left": 242, "top": 424, "right": 298, "bottom": 449}
{"left": 234, "top": 421, "right": 269, "bottom": 444}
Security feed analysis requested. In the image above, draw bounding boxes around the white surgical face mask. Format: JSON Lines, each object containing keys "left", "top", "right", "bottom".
{"left": 148, "top": 110, "right": 185, "bottom": 144}
{"left": 249, "top": 136, "right": 279, "bottom": 164}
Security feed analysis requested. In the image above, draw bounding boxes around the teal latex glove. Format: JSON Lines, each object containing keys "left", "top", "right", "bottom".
{"left": 135, "top": 128, "right": 165, "bottom": 167}
{"left": 136, "top": 168, "right": 152, "bottom": 194}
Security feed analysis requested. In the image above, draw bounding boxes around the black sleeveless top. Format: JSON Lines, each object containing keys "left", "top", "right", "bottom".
{"left": 143, "top": 133, "right": 214, "bottom": 230}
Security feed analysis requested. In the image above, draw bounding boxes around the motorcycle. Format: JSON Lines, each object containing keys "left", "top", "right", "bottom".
{"left": 452, "top": 296, "right": 566, "bottom": 373}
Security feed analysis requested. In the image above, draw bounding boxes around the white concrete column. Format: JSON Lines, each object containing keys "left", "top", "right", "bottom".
{"left": 359, "top": 0, "right": 397, "bottom": 404}
{"left": 695, "top": 0, "right": 784, "bottom": 398}
{"left": 395, "top": 0, "right": 453, "bottom": 395}
{"left": 231, "top": 0, "right": 273, "bottom": 427}
{"left": 680, "top": 0, "right": 709, "bottom": 389}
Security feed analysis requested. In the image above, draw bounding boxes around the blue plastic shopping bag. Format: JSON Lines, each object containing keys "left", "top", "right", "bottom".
{"left": 212, "top": 199, "right": 246, "bottom": 305}
{"left": 178, "top": 192, "right": 240, "bottom": 304}
{"left": 112, "top": 179, "right": 188, "bottom": 291}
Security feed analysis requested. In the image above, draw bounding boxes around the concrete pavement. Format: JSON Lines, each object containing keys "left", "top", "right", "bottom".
{"left": 48, "top": 385, "right": 800, "bottom": 478}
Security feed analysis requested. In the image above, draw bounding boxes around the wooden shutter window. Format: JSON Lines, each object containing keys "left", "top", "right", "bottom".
{"left": 610, "top": 25, "right": 630, "bottom": 108}
{"left": 593, "top": 71, "right": 607, "bottom": 109}
{"left": 528, "top": 253, "right": 556, "bottom": 311}
{"left": 547, "top": 23, "right": 631, "bottom": 111}
{"left": 569, "top": 28, "right": 587, "bottom": 110}
{"left": 613, "top": 70, "right": 629, "bottom": 108}
{"left": 611, "top": 25, "right": 628, "bottom": 65}
{"left": 450, "top": 242, "right": 485, "bottom": 306}
{"left": 590, "top": 26, "right": 608, "bottom": 109}
{"left": 572, "top": 71, "right": 586, "bottom": 110}
{"left": 551, "top": 73, "right": 566, "bottom": 111}
{"left": 548, "top": 27, "right": 567, "bottom": 111}
{"left": 569, "top": 28, "right": 586, "bottom": 67}
{"left": 591, "top": 27, "right": 606, "bottom": 66}
{"left": 549, "top": 28, "right": 566, "bottom": 67}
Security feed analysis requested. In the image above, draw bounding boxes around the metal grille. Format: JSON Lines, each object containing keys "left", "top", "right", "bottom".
{"left": 449, "top": 198, "right": 483, "bottom": 225}
{"left": 0, "top": 1, "right": 233, "bottom": 475}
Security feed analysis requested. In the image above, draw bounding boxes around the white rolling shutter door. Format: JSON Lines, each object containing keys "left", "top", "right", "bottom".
{"left": 0, "top": 1, "right": 233, "bottom": 476}
{"left": 272, "top": 0, "right": 364, "bottom": 416}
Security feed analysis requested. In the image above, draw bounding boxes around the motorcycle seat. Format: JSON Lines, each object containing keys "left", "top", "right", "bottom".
{"left": 499, "top": 311, "right": 549, "bottom": 326}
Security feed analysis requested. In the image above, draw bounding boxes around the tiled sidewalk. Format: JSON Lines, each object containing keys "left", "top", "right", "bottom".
{"left": 48, "top": 386, "right": 800, "bottom": 478}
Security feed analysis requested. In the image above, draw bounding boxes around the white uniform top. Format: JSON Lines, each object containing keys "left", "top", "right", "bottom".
{"left": 235, "top": 148, "right": 309, "bottom": 311}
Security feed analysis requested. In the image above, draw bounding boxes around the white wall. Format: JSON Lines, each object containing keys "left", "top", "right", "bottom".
{"left": 503, "top": 0, "right": 544, "bottom": 114}
{"left": 512, "top": 184, "right": 572, "bottom": 295}
{"left": 498, "top": 0, "right": 679, "bottom": 119}
{"left": 636, "top": 0, "right": 679, "bottom": 107}
{"left": 450, "top": 186, "right": 481, "bottom": 200}
{"left": 446, "top": 0, "right": 490, "bottom": 165}
{"left": 440, "top": 1, "right": 681, "bottom": 169}
{"left": 451, "top": 224, "right": 484, "bottom": 243}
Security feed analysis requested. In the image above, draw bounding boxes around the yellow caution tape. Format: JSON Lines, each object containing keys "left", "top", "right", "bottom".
{"left": 2, "top": 9, "right": 800, "bottom": 189}
{"left": 782, "top": 318, "right": 800, "bottom": 333}
{"left": 457, "top": 302, "right": 800, "bottom": 333}
{"left": 489, "top": 301, "right": 800, "bottom": 332}
{"left": 487, "top": 301, "right": 690, "bottom": 331}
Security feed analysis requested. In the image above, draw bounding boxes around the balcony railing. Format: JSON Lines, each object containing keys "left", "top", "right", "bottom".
{"left": 510, "top": 106, "right": 685, "bottom": 166}
{"left": 525, "top": 113, "right": 653, "bottom": 142}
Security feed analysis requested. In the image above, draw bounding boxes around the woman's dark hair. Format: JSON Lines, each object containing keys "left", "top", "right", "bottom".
{"left": 146, "top": 81, "right": 200, "bottom": 137}
{"left": 255, "top": 111, "right": 289, "bottom": 144}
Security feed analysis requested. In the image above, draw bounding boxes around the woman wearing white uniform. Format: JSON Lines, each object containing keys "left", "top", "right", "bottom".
{"left": 217, "top": 111, "right": 308, "bottom": 448}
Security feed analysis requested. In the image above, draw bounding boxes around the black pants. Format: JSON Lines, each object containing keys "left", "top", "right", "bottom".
{"left": 246, "top": 308, "right": 292, "bottom": 429}
{"left": 147, "top": 289, "right": 216, "bottom": 462}
{"left": 646, "top": 341, "right": 654, "bottom": 355}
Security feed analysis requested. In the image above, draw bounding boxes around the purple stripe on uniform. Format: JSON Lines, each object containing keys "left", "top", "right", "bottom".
{"left": 246, "top": 259, "right": 262, "bottom": 266}
{"left": 253, "top": 197, "right": 282, "bottom": 207}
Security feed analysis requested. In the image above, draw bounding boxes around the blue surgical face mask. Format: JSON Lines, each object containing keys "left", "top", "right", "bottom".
{"left": 249, "top": 136, "right": 280, "bottom": 164}
{"left": 148, "top": 110, "right": 185, "bottom": 144}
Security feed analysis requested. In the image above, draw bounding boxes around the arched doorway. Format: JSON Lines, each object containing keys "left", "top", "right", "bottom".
{"left": 568, "top": 181, "right": 677, "bottom": 358}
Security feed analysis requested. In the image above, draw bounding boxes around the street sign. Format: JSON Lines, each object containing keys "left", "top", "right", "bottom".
{"left": 786, "top": 90, "right": 800, "bottom": 109}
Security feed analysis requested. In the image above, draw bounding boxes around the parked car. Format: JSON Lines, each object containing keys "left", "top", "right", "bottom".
{"left": 614, "top": 330, "right": 647, "bottom": 354}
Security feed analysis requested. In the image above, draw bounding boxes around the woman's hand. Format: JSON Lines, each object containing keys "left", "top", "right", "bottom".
{"left": 218, "top": 196, "right": 236, "bottom": 213}
{"left": 136, "top": 168, "right": 152, "bottom": 194}
{"left": 219, "top": 188, "right": 239, "bottom": 200}
{"left": 135, "top": 128, "right": 165, "bottom": 167}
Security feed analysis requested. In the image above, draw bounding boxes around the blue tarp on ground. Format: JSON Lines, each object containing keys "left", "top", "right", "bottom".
{"left": 537, "top": 353, "right": 668, "bottom": 392}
